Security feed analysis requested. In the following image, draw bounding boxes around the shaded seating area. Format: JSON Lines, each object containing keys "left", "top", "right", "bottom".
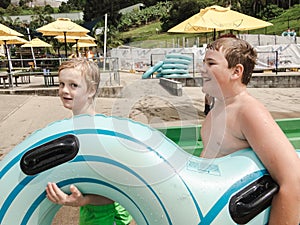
{"left": 0, "top": 67, "right": 31, "bottom": 88}
{"left": 0, "top": 73, "right": 9, "bottom": 88}
{"left": 0, "top": 68, "right": 59, "bottom": 88}
{"left": 43, "top": 68, "right": 58, "bottom": 86}
{"left": 0, "top": 56, "right": 61, "bottom": 88}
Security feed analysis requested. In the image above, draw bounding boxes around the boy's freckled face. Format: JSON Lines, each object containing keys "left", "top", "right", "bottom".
{"left": 58, "top": 68, "right": 90, "bottom": 113}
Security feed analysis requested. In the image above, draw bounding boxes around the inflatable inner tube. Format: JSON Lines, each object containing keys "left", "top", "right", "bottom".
{"left": 164, "top": 58, "right": 191, "bottom": 65}
{"left": 162, "top": 63, "right": 189, "bottom": 70}
{"left": 1, "top": 114, "right": 299, "bottom": 225}
{"left": 161, "top": 69, "right": 188, "bottom": 75}
{"left": 142, "top": 61, "right": 164, "bottom": 79}
{"left": 156, "top": 73, "right": 164, "bottom": 78}
{"left": 165, "top": 54, "right": 192, "bottom": 61}
{"left": 163, "top": 74, "right": 192, "bottom": 78}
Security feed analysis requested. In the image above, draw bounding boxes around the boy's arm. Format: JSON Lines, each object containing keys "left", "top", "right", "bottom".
{"left": 240, "top": 102, "right": 300, "bottom": 224}
{"left": 46, "top": 182, "right": 114, "bottom": 206}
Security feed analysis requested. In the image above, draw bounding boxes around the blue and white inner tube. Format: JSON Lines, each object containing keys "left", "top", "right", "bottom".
{"left": 1, "top": 114, "right": 299, "bottom": 225}
{"left": 161, "top": 69, "right": 189, "bottom": 75}
{"left": 142, "top": 61, "right": 164, "bottom": 79}
{"left": 162, "top": 63, "right": 189, "bottom": 70}
{"left": 162, "top": 74, "right": 192, "bottom": 78}
{"left": 165, "top": 54, "right": 192, "bottom": 62}
{"left": 164, "top": 58, "right": 191, "bottom": 65}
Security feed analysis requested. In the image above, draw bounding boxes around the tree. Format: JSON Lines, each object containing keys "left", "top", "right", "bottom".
{"left": 0, "top": 0, "right": 10, "bottom": 9}
{"left": 83, "top": 0, "right": 141, "bottom": 22}
{"left": 161, "top": 0, "right": 213, "bottom": 32}
{"left": 44, "top": 5, "right": 54, "bottom": 14}
{"left": 250, "top": 0, "right": 265, "bottom": 17}
{"left": 19, "top": 0, "right": 31, "bottom": 8}
{"left": 67, "top": 0, "right": 86, "bottom": 10}
{"left": 29, "top": 7, "right": 54, "bottom": 30}
{"left": 259, "top": 4, "right": 284, "bottom": 20}
{"left": 59, "top": 2, "right": 71, "bottom": 13}
{"left": 5, "top": 4, "right": 22, "bottom": 16}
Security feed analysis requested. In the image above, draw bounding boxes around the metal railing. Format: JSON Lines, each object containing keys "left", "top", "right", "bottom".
{"left": 0, "top": 57, "right": 120, "bottom": 88}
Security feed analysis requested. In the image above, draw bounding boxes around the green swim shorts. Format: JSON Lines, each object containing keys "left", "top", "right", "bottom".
{"left": 114, "top": 202, "right": 133, "bottom": 225}
{"left": 80, "top": 203, "right": 115, "bottom": 225}
{"left": 79, "top": 202, "right": 132, "bottom": 225}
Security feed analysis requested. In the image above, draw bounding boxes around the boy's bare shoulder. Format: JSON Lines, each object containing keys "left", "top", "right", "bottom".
{"left": 239, "top": 92, "right": 267, "bottom": 110}
{"left": 238, "top": 93, "right": 273, "bottom": 125}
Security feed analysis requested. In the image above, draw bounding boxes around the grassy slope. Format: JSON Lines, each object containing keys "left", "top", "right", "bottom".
{"left": 120, "top": 4, "right": 300, "bottom": 44}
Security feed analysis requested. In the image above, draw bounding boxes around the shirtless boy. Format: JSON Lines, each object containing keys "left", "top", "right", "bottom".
{"left": 200, "top": 37, "right": 300, "bottom": 224}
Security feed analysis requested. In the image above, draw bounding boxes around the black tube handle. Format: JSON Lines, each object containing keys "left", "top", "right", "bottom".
{"left": 20, "top": 134, "right": 79, "bottom": 175}
{"left": 229, "top": 175, "right": 279, "bottom": 224}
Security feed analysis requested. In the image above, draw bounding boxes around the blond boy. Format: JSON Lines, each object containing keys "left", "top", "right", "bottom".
{"left": 46, "top": 58, "right": 133, "bottom": 225}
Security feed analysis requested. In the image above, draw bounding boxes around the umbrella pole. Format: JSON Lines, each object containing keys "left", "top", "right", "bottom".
{"left": 4, "top": 41, "right": 13, "bottom": 88}
{"left": 64, "top": 31, "right": 67, "bottom": 58}
{"left": 26, "top": 27, "right": 37, "bottom": 69}
{"left": 76, "top": 39, "right": 79, "bottom": 57}
{"left": 103, "top": 13, "right": 108, "bottom": 71}
{"left": 213, "top": 29, "right": 216, "bottom": 40}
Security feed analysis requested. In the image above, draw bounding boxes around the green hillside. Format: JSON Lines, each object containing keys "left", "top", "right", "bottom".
{"left": 121, "top": 4, "right": 300, "bottom": 47}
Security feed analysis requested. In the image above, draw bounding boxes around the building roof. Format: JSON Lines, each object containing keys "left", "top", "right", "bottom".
{"left": 5, "top": 12, "right": 83, "bottom": 24}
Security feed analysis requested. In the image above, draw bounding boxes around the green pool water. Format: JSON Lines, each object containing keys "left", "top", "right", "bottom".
{"left": 157, "top": 118, "right": 300, "bottom": 156}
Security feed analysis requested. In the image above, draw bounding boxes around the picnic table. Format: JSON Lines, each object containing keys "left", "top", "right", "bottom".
{"left": 0, "top": 67, "right": 32, "bottom": 88}
{"left": 0, "top": 71, "right": 26, "bottom": 88}
{"left": 0, "top": 67, "right": 58, "bottom": 88}
{"left": 42, "top": 68, "right": 58, "bottom": 86}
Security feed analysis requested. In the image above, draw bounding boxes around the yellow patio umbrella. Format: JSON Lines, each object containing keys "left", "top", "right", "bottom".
{"left": 55, "top": 34, "right": 95, "bottom": 56}
{"left": 37, "top": 18, "right": 90, "bottom": 57}
{"left": 21, "top": 37, "right": 52, "bottom": 48}
{"left": 168, "top": 5, "right": 273, "bottom": 39}
{"left": 72, "top": 41, "right": 97, "bottom": 48}
{"left": 0, "top": 36, "right": 28, "bottom": 87}
{"left": 0, "top": 23, "right": 24, "bottom": 37}
{"left": 0, "top": 24, "right": 25, "bottom": 87}
{"left": 168, "top": 18, "right": 217, "bottom": 33}
{"left": 21, "top": 38, "right": 52, "bottom": 69}
{"left": 54, "top": 34, "right": 95, "bottom": 43}
{"left": 0, "top": 36, "right": 28, "bottom": 45}
{"left": 71, "top": 41, "right": 97, "bottom": 58}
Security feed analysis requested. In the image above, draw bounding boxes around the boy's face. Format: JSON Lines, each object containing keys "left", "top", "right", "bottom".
{"left": 58, "top": 68, "right": 92, "bottom": 115}
{"left": 201, "top": 48, "right": 232, "bottom": 98}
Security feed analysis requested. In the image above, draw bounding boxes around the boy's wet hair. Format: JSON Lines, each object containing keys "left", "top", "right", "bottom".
{"left": 58, "top": 58, "right": 101, "bottom": 98}
{"left": 207, "top": 37, "right": 257, "bottom": 85}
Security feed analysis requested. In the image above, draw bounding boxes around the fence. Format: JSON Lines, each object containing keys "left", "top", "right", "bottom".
{"left": 0, "top": 57, "right": 120, "bottom": 88}
{"left": 126, "top": 33, "right": 299, "bottom": 49}
{"left": 110, "top": 47, "right": 205, "bottom": 76}
{"left": 111, "top": 42, "right": 300, "bottom": 74}
{"left": 239, "top": 34, "right": 299, "bottom": 46}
